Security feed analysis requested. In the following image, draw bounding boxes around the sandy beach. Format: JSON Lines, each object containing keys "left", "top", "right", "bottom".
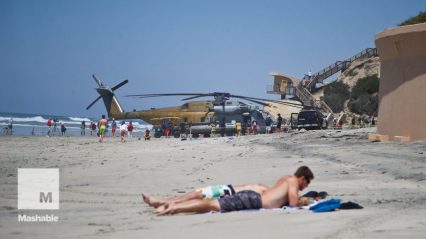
{"left": 1, "top": 128, "right": 425, "bottom": 238}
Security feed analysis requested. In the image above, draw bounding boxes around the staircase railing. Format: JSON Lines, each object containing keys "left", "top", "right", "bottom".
{"left": 305, "top": 48, "right": 378, "bottom": 91}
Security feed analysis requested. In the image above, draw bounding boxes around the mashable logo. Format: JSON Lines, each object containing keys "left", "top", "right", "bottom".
{"left": 18, "top": 168, "right": 59, "bottom": 210}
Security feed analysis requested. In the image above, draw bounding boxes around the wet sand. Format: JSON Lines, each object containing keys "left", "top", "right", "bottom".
{"left": 0, "top": 128, "right": 425, "bottom": 238}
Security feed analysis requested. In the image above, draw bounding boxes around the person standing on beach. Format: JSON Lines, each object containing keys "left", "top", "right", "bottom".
{"left": 236, "top": 121, "right": 241, "bottom": 136}
{"left": 81, "top": 120, "right": 86, "bottom": 136}
{"left": 60, "top": 121, "right": 66, "bottom": 136}
{"left": 151, "top": 166, "right": 314, "bottom": 215}
{"left": 276, "top": 113, "right": 283, "bottom": 132}
{"left": 7, "top": 118, "right": 13, "bottom": 135}
{"left": 252, "top": 120, "right": 258, "bottom": 135}
{"left": 210, "top": 122, "right": 216, "bottom": 137}
{"left": 111, "top": 118, "right": 117, "bottom": 138}
{"left": 47, "top": 118, "right": 53, "bottom": 137}
{"left": 89, "top": 121, "right": 96, "bottom": 136}
{"left": 220, "top": 117, "right": 226, "bottom": 137}
{"left": 265, "top": 116, "right": 272, "bottom": 134}
{"left": 98, "top": 115, "right": 108, "bottom": 142}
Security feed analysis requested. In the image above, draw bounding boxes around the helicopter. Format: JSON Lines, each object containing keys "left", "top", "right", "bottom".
{"left": 86, "top": 74, "right": 303, "bottom": 137}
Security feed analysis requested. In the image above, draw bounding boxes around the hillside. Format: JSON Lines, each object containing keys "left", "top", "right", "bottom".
{"left": 338, "top": 57, "right": 380, "bottom": 89}
{"left": 312, "top": 56, "right": 380, "bottom": 116}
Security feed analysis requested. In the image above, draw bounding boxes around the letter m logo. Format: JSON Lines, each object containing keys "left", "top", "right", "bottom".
{"left": 18, "top": 168, "right": 59, "bottom": 209}
{"left": 40, "top": 192, "right": 52, "bottom": 203}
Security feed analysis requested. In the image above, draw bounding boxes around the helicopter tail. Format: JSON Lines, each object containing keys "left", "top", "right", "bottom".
{"left": 86, "top": 74, "right": 128, "bottom": 117}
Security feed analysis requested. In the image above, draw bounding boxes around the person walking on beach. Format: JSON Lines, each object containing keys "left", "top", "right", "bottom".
{"left": 150, "top": 166, "right": 314, "bottom": 215}
{"left": 81, "top": 120, "right": 86, "bottom": 136}
{"left": 53, "top": 119, "right": 58, "bottom": 136}
{"left": 111, "top": 118, "right": 117, "bottom": 138}
{"left": 127, "top": 121, "right": 134, "bottom": 138}
{"left": 120, "top": 121, "right": 127, "bottom": 142}
{"left": 98, "top": 115, "right": 108, "bottom": 142}
{"left": 47, "top": 118, "right": 53, "bottom": 137}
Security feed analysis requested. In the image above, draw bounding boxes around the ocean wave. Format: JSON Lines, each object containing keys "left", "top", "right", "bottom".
{"left": 0, "top": 122, "right": 83, "bottom": 130}
{"left": 0, "top": 116, "right": 47, "bottom": 123}
{"left": 0, "top": 114, "right": 152, "bottom": 130}
{"left": 61, "top": 120, "right": 86, "bottom": 125}
{"left": 0, "top": 123, "right": 47, "bottom": 128}
{"left": 69, "top": 117, "right": 92, "bottom": 122}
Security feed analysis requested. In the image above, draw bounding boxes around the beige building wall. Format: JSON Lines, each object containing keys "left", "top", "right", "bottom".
{"left": 375, "top": 23, "right": 426, "bottom": 141}
{"left": 263, "top": 100, "right": 303, "bottom": 121}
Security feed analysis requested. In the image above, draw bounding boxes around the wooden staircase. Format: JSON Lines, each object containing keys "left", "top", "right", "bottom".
{"left": 304, "top": 48, "right": 378, "bottom": 91}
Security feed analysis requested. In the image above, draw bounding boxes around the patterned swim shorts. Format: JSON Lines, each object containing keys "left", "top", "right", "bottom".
{"left": 218, "top": 190, "right": 262, "bottom": 212}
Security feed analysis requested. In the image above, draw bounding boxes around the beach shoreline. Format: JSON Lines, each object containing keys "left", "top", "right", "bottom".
{"left": 1, "top": 128, "right": 425, "bottom": 238}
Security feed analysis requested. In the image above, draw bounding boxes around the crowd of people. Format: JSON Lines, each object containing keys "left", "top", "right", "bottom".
{"left": 45, "top": 118, "right": 67, "bottom": 137}
{"left": 3, "top": 112, "right": 377, "bottom": 138}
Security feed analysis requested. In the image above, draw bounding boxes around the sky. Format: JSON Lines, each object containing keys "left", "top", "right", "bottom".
{"left": 1, "top": 0, "right": 425, "bottom": 117}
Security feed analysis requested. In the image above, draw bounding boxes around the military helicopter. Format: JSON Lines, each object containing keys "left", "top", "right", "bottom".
{"left": 86, "top": 74, "right": 302, "bottom": 137}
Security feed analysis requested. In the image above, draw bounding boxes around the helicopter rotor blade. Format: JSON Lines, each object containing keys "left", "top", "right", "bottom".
{"left": 92, "top": 74, "right": 103, "bottom": 87}
{"left": 230, "top": 94, "right": 302, "bottom": 107}
{"left": 126, "top": 93, "right": 207, "bottom": 98}
{"left": 111, "top": 79, "right": 129, "bottom": 91}
{"left": 126, "top": 91, "right": 302, "bottom": 108}
{"left": 86, "top": 96, "right": 102, "bottom": 110}
{"left": 240, "top": 98, "right": 270, "bottom": 106}
{"left": 181, "top": 94, "right": 213, "bottom": 101}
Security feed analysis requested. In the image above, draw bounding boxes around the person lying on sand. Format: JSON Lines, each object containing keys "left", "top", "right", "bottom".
{"left": 145, "top": 166, "right": 314, "bottom": 215}
{"left": 143, "top": 183, "right": 269, "bottom": 208}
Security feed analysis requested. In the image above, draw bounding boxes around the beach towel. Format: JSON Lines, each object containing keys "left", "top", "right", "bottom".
{"left": 309, "top": 198, "right": 341, "bottom": 213}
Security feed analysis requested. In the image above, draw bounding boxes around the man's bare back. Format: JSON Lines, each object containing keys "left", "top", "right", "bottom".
{"left": 261, "top": 175, "right": 308, "bottom": 208}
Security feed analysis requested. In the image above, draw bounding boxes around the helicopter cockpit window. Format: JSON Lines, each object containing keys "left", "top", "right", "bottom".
{"left": 180, "top": 103, "right": 189, "bottom": 110}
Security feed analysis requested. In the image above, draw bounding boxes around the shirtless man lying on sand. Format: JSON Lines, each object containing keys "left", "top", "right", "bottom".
{"left": 143, "top": 183, "right": 269, "bottom": 208}
{"left": 143, "top": 166, "right": 314, "bottom": 215}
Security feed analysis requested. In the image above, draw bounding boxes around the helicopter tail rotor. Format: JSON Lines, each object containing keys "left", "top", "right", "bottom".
{"left": 86, "top": 74, "right": 126, "bottom": 116}
{"left": 86, "top": 96, "right": 102, "bottom": 110}
{"left": 111, "top": 80, "right": 129, "bottom": 91}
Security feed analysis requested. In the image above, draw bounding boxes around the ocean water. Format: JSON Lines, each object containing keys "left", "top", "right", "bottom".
{"left": 0, "top": 112, "right": 151, "bottom": 137}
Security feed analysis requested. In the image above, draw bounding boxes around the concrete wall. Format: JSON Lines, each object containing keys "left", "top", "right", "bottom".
{"left": 375, "top": 23, "right": 426, "bottom": 141}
